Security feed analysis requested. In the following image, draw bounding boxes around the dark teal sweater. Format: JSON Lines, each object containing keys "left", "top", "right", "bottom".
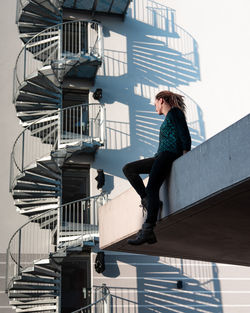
{"left": 156, "top": 107, "right": 191, "bottom": 156}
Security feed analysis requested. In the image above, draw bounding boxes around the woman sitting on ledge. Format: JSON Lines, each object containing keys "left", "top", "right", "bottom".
{"left": 123, "top": 90, "right": 191, "bottom": 245}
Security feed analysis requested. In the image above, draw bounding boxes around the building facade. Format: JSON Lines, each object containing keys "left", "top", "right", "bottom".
{"left": 1, "top": 1, "right": 250, "bottom": 313}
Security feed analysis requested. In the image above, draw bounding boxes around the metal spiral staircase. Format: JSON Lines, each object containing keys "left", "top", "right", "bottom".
{"left": 5, "top": 0, "right": 134, "bottom": 312}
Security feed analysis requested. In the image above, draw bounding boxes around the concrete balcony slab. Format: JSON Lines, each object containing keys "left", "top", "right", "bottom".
{"left": 99, "top": 114, "right": 250, "bottom": 266}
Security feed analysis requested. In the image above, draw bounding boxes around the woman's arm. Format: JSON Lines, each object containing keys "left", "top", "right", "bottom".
{"left": 171, "top": 108, "right": 191, "bottom": 152}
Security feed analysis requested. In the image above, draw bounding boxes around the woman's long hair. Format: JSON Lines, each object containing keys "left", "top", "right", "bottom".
{"left": 155, "top": 90, "right": 186, "bottom": 114}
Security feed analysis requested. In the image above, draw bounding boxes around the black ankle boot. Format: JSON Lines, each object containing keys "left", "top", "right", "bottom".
{"left": 128, "top": 223, "right": 157, "bottom": 245}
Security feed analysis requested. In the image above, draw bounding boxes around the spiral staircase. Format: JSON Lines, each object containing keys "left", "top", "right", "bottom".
{"left": 5, "top": 0, "right": 131, "bottom": 312}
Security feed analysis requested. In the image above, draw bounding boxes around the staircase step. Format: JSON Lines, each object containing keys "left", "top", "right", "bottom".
{"left": 18, "top": 172, "right": 60, "bottom": 186}
{"left": 10, "top": 282, "right": 59, "bottom": 291}
{"left": 18, "top": 24, "right": 48, "bottom": 36}
{"left": 18, "top": 203, "right": 58, "bottom": 216}
{"left": 36, "top": 210, "right": 57, "bottom": 225}
{"left": 26, "top": 162, "right": 61, "bottom": 180}
{"left": 19, "top": 11, "right": 59, "bottom": 27}
{"left": 13, "top": 191, "right": 59, "bottom": 200}
{"left": 37, "top": 156, "right": 61, "bottom": 175}
{"left": 32, "top": 43, "right": 59, "bottom": 64}
{"left": 23, "top": 265, "right": 60, "bottom": 278}
{"left": 29, "top": 71, "right": 61, "bottom": 92}
{"left": 8, "top": 291, "right": 58, "bottom": 299}
{"left": 9, "top": 298, "right": 57, "bottom": 307}
{"left": 13, "top": 182, "right": 59, "bottom": 192}
{"left": 15, "top": 198, "right": 58, "bottom": 210}
{"left": 39, "top": 65, "right": 60, "bottom": 86}
{"left": 30, "top": 0, "right": 62, "bottom": 14}
{"left": 17, "top": 91, "right": 60, "bottom": 105}
{"left": 26, "top": 35, "right": 59, "bottom": 49}
{"left": 34, "top": 259, "right": 61, "bottom": 271}
{"left": 16, "top": 102, "right": 59, "bottom": 112}
{"left": 23, "top": 1, "right": 61, "bottom": 20}
{"left": 30, "top": 123, "right": 58, "bottom": 139}
{"left": 17, "top": 112, "right": 53, "bottom": 123}
{"left": 19, "top": 80, "right": 60, "bottom": 100}
{"left": 16, "top": 274, "right": 59, "bottom": 285}
{"left": 15, "top": 304, "right": 57, "bottom": 312}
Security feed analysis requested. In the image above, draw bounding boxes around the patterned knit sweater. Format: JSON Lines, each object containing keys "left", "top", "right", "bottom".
{"left": 156, "top": 107, "right": 191, "bottom": 156}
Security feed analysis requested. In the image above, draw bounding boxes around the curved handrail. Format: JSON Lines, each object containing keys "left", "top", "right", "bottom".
{"left": 71, "top": 285, "right": 111, "bottom": 313}
{"left": 9, "top": 102, "right": 106, "bottom": 191}
{"left": 13, "top": 19, "right": 103, "bottom": 100}
{"left": 6, "top": 193, "right": 108, "bottom": 291}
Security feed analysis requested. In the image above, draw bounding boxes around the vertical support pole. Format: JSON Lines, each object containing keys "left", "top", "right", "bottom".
{"left": 103, "top": 284, "right": 109, "bottom": 313}
{"left": 99, "top": 24, "right": 104, "bottom": 59}
{"left": 23, "top": 47, "right": 26, "bottom": 82}
{"left": 17, "top": 229, "right": 21, "bottom": 276}
{"left": 79, "top": 21, "right": 82, "bottom": 56}
{"left": 5, "top": 248, "right": 9, "bottom": 292}
{"left": 21, "top": 132, "right": 25, "bottom": 172}
{"left": 58, "top": 108, "right": 62, "bottom": 149}
{"left": 100, "top": 105, "right": 106, "bottom": 145}
{"left": 58, "top": 24, "right": 62, "bottom": 60}
{"left": 80, "top": 105, "right": 83, "bottom": 141}
{"left": 9, "top": 152, "right": 13, "bottom": 192}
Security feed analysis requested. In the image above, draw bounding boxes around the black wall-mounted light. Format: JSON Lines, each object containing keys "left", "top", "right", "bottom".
{"left": 95, "top": 169, "right": 105, "bottom": 189}
{"left": 177, "top": 280, "right": 183, "bottom": 289}
{"left": 95, "top": 252, "right": 105, "bottom": 274}
{"left": 93, "top": 88, "right": 102, "bottom": 101}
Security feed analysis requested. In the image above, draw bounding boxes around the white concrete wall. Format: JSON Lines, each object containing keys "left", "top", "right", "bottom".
{"left": 90, "top": 1, "right": 250, "bottom": 312}
{"left": 1, "top": 0, "right": 250, "bottom": 312}
{"left": 0, "top": 2, "right": 27, "bottom": 254}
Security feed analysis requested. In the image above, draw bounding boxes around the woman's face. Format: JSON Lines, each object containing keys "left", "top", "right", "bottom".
{"left": 154, "top": 98, "right": 163, "bottom": 115}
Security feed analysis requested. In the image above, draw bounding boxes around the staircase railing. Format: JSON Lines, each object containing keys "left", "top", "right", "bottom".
{"left": 72, "top": 284, "right": 111, "bottom": 313}
{"left": 5, "top": 194, "right": 108, "bottom": 292}
{"left": 58, "top": 194, "right": 108, "bottom": 249}
{"left": 9, "top": 103, "right": 106, "bottom": 192}
{"left": 13, "top": 19, "right": 103, "bottom": 100}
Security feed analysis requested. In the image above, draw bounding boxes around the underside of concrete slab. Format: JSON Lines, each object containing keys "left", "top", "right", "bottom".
{"left": 102, "top": 178, "right": 250, "bottom": 266}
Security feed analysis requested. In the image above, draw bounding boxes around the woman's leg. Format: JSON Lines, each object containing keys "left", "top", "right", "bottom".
{"left": 122, "top": 157, "right": 155, "bottom": 199}
{"left": 146, "top": 151, "right": 178, "bottom": 225}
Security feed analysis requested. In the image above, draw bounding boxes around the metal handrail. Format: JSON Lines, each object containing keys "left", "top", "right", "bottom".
{"left": 13, "top": 19, "right": 103, "bottom": 101}
{"left": 72, "top": 284, "right": 111, "bottom": 313}
{"left": 9, "top": 102, "right": 106, "bottom": 192}
{"left": 5, "top": 193, "right": 108, "bottom": 292}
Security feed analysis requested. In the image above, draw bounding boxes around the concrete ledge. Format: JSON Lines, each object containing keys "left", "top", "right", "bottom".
{"left": 99, "top": 114, "right": 250, "bottom": 266}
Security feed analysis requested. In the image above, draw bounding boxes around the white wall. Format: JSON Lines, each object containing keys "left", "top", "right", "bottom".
{"left": 166, "top": 0, "right": 250, "bottom": 139}
{"left": 91, "top": 0, "right": 250, "bottom": 196}
{"left": 1, "top": 0, "right": 250, "bottom": 311}
{"left": 0, "top": 1, "right": 27, "bottom": 252}
{"left": 90, "top": 1, "right": 250, "bottom": 312}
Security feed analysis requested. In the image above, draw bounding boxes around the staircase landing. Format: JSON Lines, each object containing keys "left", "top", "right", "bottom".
{"left": 99, "top": 114, "right": 250, "bottom": 266}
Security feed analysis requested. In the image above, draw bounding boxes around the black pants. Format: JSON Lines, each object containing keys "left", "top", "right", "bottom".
{"left": 123, "top": 151, "right": 179, "bottom": 225}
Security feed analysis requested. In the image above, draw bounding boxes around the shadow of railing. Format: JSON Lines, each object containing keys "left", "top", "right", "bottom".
{"left": 95, "top": 0, "right": 204, "bottom": 179}
{"left": 96, "top": 253, "right": 223, "bottom": 313}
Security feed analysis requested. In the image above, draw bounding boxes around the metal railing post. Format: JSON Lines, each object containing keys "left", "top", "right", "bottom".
{"left": 9, "top": 152, "right": 14, "bottom": 192}
{"left": 79, "top": 21, "right": 81, "bottom": 55}
{"left": 57, "top": 193, "right": 62, "bottom": 249}
{"left": 23, "top": 48, "right": 26, "bottom": 81}
{"left": 58, "top": 109, "right": 62, "bottom": 148}
{"left": 5, "top": 248, "right": 9, "bottom": 292}
{"left": 21, "top": 132, "right": 25, "bottom": 172}
{"left": 103, "top": 284, "right": 109, "bottom": 313}
{"left": 17, "top": 229, "right": 22, "bottom": 276}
